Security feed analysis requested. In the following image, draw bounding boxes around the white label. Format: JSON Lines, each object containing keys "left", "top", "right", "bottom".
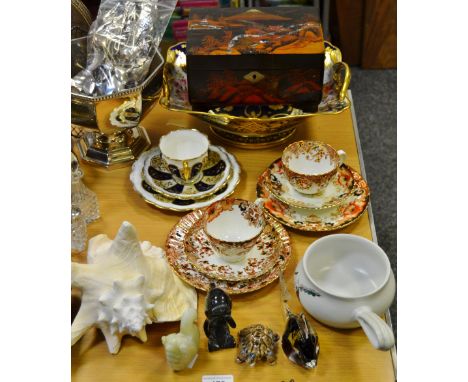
{"left": 202, "top": 375, "right": 234, "bottom": 382}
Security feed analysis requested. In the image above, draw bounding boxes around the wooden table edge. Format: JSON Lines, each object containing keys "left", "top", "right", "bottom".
{"left": 348, "top": 90, "right": 397, "bottom": 379}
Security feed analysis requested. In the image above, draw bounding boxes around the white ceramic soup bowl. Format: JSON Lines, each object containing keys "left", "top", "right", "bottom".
{"left": 294, "top": 234, "right": 395, "bottom": 350}
{"left": 203, "top": 198, "right": 265, "bottom": 263}
{"left": 159, "top": 129, "right": 210, "bottom": 183}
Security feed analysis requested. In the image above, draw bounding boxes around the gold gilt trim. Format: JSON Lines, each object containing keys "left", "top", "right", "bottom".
{"left": 72, "top": 0, "right": 92, "bottom": 27}
{"left": 265, "top": 163, "right": 360, "bottom": 211}
{"left": 132, "top": 178, "right": 239, "bottom": 213}
{"left": 262, "top": 201, "right": 369, "bottom": 233}
{"left": 209, "top": 126, "right": 296, "bottom": 149}
{"left": 158, "top": 129, "right": 210, "bottom": 161}
{"left": 143, "top": 167, "right": 233, "bottom": 201}
{"left": 257, "top": 164, "right": 371, "bottom": 231}
{"left": 130, "top": 153, "right": 241, "bottom": 212}
{"left": 164, "top": 211, "right": 291, "bottom": 294}
{"left": 159, "top": 41, "right": 351, "bottom": 122}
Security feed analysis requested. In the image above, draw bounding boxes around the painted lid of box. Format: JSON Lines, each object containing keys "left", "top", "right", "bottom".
{"left": 187, "top": 7, "right": 324, "bottom": 56}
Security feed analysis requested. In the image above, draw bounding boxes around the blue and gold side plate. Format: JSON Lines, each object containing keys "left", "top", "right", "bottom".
{"left": 130, "top": 148, "right": 241, "bottom": 212}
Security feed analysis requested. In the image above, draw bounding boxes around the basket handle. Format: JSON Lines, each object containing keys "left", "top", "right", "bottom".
{"left": 333, "top": 62, "right": 351, "bottom": 102}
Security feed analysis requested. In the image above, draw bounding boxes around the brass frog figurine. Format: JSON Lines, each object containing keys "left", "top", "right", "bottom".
{"left": 203, "top": 284, "right": 236, "bottom": 352}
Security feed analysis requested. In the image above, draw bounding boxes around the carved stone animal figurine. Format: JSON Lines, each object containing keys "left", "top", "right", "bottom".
{"left": 71, "top": 221, "right": 197, "bottom": 354}
{"left": 203, "top": 284, "right": 236, "bottom": 352}
{"left": 162, "top": 308, "right": 200, "bottom": 371}
{"left": 236, "top": 324, "right": 280, "bottom": 366}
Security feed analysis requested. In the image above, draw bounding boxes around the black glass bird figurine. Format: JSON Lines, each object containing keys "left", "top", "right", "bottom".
{"left": 282, "top": 310, "right": 319, "bottom": 369}
{"left": 279, "top": 272, "right": 319, "bottom": 369}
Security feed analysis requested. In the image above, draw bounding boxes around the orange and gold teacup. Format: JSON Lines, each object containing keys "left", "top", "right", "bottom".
{"left": 282, "top": 140, "right": 347, "bottom": 195}
{"left": 202, "top": 198, "right": 265, "bottom": 263}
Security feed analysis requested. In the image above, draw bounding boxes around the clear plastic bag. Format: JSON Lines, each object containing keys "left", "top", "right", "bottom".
{"left": 71, "top": 0, "right": 176, "bottom": 96}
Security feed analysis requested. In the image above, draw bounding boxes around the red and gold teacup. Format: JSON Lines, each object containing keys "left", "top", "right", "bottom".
{"left": 282, "top": 140, "right": 346, "bottom": 195}
{"left": 202, "top": 198, "right": 265, "bottom": 263}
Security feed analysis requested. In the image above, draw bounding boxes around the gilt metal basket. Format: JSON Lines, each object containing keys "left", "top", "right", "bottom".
{"left": 160, "top": 41, "right": 351, "bottom": 148}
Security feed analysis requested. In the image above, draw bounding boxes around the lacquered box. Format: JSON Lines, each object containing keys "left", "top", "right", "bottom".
{"left": 187, "top": 7, "right": 325, "bottom": 112}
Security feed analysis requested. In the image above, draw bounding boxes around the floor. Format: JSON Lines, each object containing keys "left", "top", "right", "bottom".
{"left": 350, "top": 68, "right": 397, "bottom": 340}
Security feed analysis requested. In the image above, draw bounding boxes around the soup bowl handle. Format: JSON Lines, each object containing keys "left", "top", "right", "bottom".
{"left": 354, "top": 307, "right": 395, "bottom": 351}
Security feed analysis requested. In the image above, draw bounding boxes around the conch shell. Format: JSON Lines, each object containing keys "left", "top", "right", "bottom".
{"left": 71, "top": 221, "right": 197, "bottom": 354}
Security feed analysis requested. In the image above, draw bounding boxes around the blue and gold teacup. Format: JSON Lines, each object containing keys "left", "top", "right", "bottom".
{"left": 159, "top": 129, "right": 210, "bottom": 183}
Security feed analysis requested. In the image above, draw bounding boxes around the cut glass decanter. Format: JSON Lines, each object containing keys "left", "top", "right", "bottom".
{"left": 71, "top": 153, "right": 99, "bottom": 224}
{"left": 71, "top": 206, "right": 87, "bottom": 253}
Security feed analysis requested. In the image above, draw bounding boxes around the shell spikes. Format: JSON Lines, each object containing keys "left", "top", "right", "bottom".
{"left": 71, "top": 221, "right": 197, "bottom": 354}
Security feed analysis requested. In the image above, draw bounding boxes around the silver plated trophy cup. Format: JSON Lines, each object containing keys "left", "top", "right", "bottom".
{"left": 71, "top": 36, "right": 164, "bottom": 168}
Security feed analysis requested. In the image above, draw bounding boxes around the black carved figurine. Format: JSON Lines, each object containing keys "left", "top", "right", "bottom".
{"left": 203, "top": 283, "right": 236, "bottom": 352}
